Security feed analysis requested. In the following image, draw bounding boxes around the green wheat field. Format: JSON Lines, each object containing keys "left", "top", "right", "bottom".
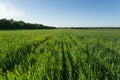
{"left": 0, "top": 29, "right": 120, "bottom": 80}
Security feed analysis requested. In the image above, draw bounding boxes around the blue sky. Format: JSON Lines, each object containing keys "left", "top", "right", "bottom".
{"left": 0, "top": 0, "right": 120, "bottom": 27}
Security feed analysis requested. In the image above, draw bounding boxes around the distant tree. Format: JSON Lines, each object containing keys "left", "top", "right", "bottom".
{"left": 0, "top": 19, "right": 56, "bottom": 30}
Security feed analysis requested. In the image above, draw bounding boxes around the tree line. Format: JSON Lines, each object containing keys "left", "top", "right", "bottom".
{"left": 0, "top": 19, "right": 56, "bottom": 30}
{"left": 69, "top": 27, "right": 120, "bottom": 29}
{"left": 59, "top": 27, "right": 120, "bottom": 29}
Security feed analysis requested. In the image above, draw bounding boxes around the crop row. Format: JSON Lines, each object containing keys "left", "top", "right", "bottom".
{"left": 0, "top": 29, "right": 120, "bottom": 80}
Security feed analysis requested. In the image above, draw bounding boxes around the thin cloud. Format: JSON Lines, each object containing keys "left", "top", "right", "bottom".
{"left": 0, "top": 1, "right": 25, "bottom": 19}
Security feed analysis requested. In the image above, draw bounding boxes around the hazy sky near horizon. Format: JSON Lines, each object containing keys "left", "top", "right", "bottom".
{"left": 0, "top": 0, "right": 120, "bottom": 27}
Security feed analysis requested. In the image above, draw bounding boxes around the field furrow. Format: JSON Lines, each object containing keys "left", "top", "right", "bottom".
{"left": 0, "top": 29, "right": 120, "bottom": 80}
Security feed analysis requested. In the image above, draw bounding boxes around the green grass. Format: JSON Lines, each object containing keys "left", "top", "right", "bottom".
{"left": 0, "top": 29, "right": 120, "bottom": 80}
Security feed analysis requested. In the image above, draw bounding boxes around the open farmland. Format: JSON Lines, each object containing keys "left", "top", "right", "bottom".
{"left": 0, "top": 29, "right": 120, "bottom": 80}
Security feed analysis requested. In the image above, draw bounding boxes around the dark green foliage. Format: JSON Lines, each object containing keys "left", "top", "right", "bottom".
{"left": 0, "top": 19, "right": 56, "bottom": 29}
